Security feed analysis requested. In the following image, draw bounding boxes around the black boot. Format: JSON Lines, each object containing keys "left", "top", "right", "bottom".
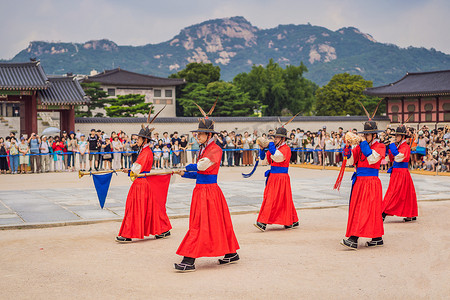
{"left": 284, "top": 221, "right": 299, "bottom": 229}
{"left": 115, "top": 236, "right": 132, "bottom": 243}
{"left": 382, "top": 212, "right": 387, "bottom": 222}
{"left": 218, "top": 253, "right": 240, "bottom": 265}
{"left": 403, "top": 217, "right": 417, "bottom": 222}
{"left": 340, "top": 236, "right": 358, "bottom": 250}
{"left": 155, "top": 230, "right": 171, "bottom": 239}
{"left": 254, "top": 222, "right": 266, "bottom": 232}
{"left": 174, "top": 257, "right": 196, "bottom": 272}
{"left": 366, "top": 237, "right": 384, "bottom": 247}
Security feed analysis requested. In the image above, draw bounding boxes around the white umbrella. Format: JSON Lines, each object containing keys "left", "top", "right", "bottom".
{"left": 42, "top": 127, "right": 61, "bottom": 135}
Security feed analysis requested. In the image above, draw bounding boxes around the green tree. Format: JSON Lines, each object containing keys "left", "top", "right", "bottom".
{"left": 178, "top": 82, "right": 260, "bottom": 117}
{"left": 76, "top": 82, "right": 108, "bottom": 117}
{"left": 104, "top": 94, "right": 151, "bottom": 117}
{"left": 315, "top": 73, "right": 384, "bottom": 116}
{"left": 169, "top": 62, "right": 220, "bottom": 85}
{"left": 170, "top": 62, "right": 221, "bottom": 116}
{"left": 233, "top": 59, "right": 317, "bottom": 116}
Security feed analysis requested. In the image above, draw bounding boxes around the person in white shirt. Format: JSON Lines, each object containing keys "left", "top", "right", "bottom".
{"left": 78, "top": 134, "right": 88, "bottom": 171}
{"left": 39, "top": 135, "right": 51, "bottom": 172}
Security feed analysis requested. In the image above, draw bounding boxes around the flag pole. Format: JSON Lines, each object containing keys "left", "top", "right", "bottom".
{"left": 78, "top": 170, "right": 117, "bottom": 179}
{"left": 130, "top": 169, "right": 186, "bottom": 181}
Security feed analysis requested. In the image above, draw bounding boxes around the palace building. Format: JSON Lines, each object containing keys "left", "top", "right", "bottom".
{"left": 0, "top": 61, "right": 88, "bottom": 136}
{"left": 82, "top": 68, "right": 185, "bottom": 118}
{"left": 365, "top": 70, "right": 450, "bottom": 127}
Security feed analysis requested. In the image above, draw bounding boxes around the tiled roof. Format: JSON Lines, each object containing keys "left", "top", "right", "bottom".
{"left": 76, "top": 116, "right": 390, "bottom": 123}
{"left": 38, "top": 76, "right": 89, "bottom": 105}
{"left": 364, "top": 70, "right": 450, "bottom": 97}
{"left": 0, "top": 61, "right": 49, "bottom": 90}
{"left": 83, "top": 68, "right": 185, "bottom": 87}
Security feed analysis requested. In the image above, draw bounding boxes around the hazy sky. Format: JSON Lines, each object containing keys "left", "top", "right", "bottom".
{"left": 1, "top": 0, "right": 449, "bottom": 59}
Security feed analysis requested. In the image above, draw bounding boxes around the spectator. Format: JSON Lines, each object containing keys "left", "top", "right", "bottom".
{"left": 423, "top": 153, "right": 437, "bottom": 171}
{"left": 88, "top": 129, "right": 100, "bottom": 171}
{"left": 130, "top": 135, "right": 139, "bottom": 164}
{"left": 226, "top": 131, "right": 235, "bottom": 167}
{"left": 189, "top": 132, "right": 200, "bottom": 163}
{"left": 122, "top": 135, "right": 133, "bottom": 169}
{"left": 179, "top": 135, "right": 188, "bottom": 167}
{"left": 0, "top": 138, "right": 8, "bottom": 174}
{"left": 162, "top": 144, "right": 170, "bottom": 168}
{"left": 9, "top": 137, "right": 19, "bottom": 174}
{"left": 28, "top": 132, "right": 41, "bottom": 173}
{"left": 52, "top": 136, "right": 64, "bottom": 172}
{"left": 288, "top": 133, "right": 297, "bottom": 164}
{"left": 324, "top": 133, "right": 334, "bottom": 166}
{"left": 61, "top": 136, "right": 69, "bottom": 171}
{"left": 154, "top": 143, "right": 162, "bottom": 169}
{"left": 39, "top": 135, "right": 51, "bottom": 172}
{"left": 67, "top": 131, "right": 78, "bottom": 172}
{"left": 234, "top": 133, "right": 243, "bottom": 166}
{"left": 47, "top": 136, "right": 55, "bottom": 172}
{"left": 172, "top": 140, "right": 181, "bottom": 168}
{"left": 215, "top": 132, "right": 226, "bottom": 166}
{"left": 78, "top": 134, "right": 88, "bottom": 171}
{"left": 18, "top": 137, "right": 29, "bottom": 174}
{"left": 101, "top": 138, "right": 112, "bottom": 170}
{"left": 242, "top": 131, "right": 253, "bottom": 166}
{"left": 111, "top": 135, "right": 123, "bottom": 170}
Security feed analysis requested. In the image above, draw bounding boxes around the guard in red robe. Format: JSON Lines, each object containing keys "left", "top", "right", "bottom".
{"left": 116, "top": 108, "right": 172, "bottom": 243}
{"left": 341, "top": 121, "right": 386, "bottom": 250}
{"left": 382, "top": 125, "right": 418, "bottom": 222}
{"left": 254, "top": 127, "right": 299, "bottom": 231}
{"left": 174, "top": 106, "right": 239, "bottom": 272}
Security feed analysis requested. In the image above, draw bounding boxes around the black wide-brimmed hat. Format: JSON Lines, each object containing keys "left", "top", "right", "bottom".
{"left": 269, "top": 127, "right": 291, "bottom": 139}
{"left": 134, "top": 105, "right": 165, "bottom": 140}
{"left": 191, "top": 118, "right": 219, "bottom": 134}
{"left": 394, "top": 125, "right": 409, "bottom": 136}
{"left": 190, "top": 98, "right": 219, "bottom": 135}
{"left": 358, "top": 121, "right": 383, "bottom": 134}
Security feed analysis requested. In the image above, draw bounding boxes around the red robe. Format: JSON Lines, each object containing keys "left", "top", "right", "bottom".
{"left": 257, "top": 144, "right": 299, "bottom": 226}
{"left": 177, "top": 141, "right": 239, "bottom": 258}
{"left": 346, "top": 141, "right": 385, "bottom": 238}
{"left": 119, "top": 145, "right": 172, "bottom": 239}
{"left": 382, "top": 141, "right": 418, "bottom": 218}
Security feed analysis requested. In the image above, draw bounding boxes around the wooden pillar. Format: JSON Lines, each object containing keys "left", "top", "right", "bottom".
{"left": 68, "top": 107, "right": 75, "bottom": 133}
{"left": 401, "top": 97, "right": 405, "bottom": 123}
{"left": 436, "top": 96, "right": 440, "bottom": 128}
{"left": 418, "top": 96, "right": 422, "bottom": 126}
{"left": 30, "top": 92, "right": 38, "bottom": 135}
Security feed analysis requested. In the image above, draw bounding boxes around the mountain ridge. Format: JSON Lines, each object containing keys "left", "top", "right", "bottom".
{"left": 7, "top": 16, "right": 450, "bottom": 86}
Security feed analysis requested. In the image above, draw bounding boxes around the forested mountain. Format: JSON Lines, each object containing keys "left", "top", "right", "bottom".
{"left": 9, "top": 16, "right": 450, "bottom": 86}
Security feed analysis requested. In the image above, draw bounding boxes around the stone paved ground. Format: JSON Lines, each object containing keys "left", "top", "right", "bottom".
{"left": 0, "top": 167, "right": 449, "bottom": 227}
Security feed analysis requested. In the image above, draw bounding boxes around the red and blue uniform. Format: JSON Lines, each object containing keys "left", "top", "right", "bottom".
{"left": 177, "top": 140, "right": 239, "bottom": 258}
{"left": 382, "top": 141, "right": 418, "bottom": 218}
{"left": 345, "top": 140, "right": 385, "bottom": 238}
{"left": 257, "top": 142, "right": 298, "bottom": 226}
{"left": 119, "top": 145, "right": 172, "bottom": 239}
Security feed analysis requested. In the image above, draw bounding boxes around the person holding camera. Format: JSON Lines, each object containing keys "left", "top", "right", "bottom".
{"left": 382, "top": 125, "right": 418, "bottom": 222}
{"left": 28, "top": 133, "right": 41, "bottom": 173}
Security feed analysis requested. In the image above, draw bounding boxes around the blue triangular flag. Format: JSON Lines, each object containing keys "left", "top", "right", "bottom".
{"left": 92, "top": 173, "right": 113, "bottom": 209}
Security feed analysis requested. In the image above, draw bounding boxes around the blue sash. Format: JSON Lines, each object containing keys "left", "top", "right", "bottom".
{"left": 264, "top": 166, "right": 288, "bottom": 185}
{"left": 351, "top": 167, "right": 379, "bottom": 186}
{"left": 196, "top": 174, "right": 217, "bottom": 184}
{"left": 387, "top": 161, "right": 409, "bottom": 174}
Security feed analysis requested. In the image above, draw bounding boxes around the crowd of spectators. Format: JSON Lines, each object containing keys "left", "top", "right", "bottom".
{"left": 0, "top": 124, "right": 449, "bottom": 175}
